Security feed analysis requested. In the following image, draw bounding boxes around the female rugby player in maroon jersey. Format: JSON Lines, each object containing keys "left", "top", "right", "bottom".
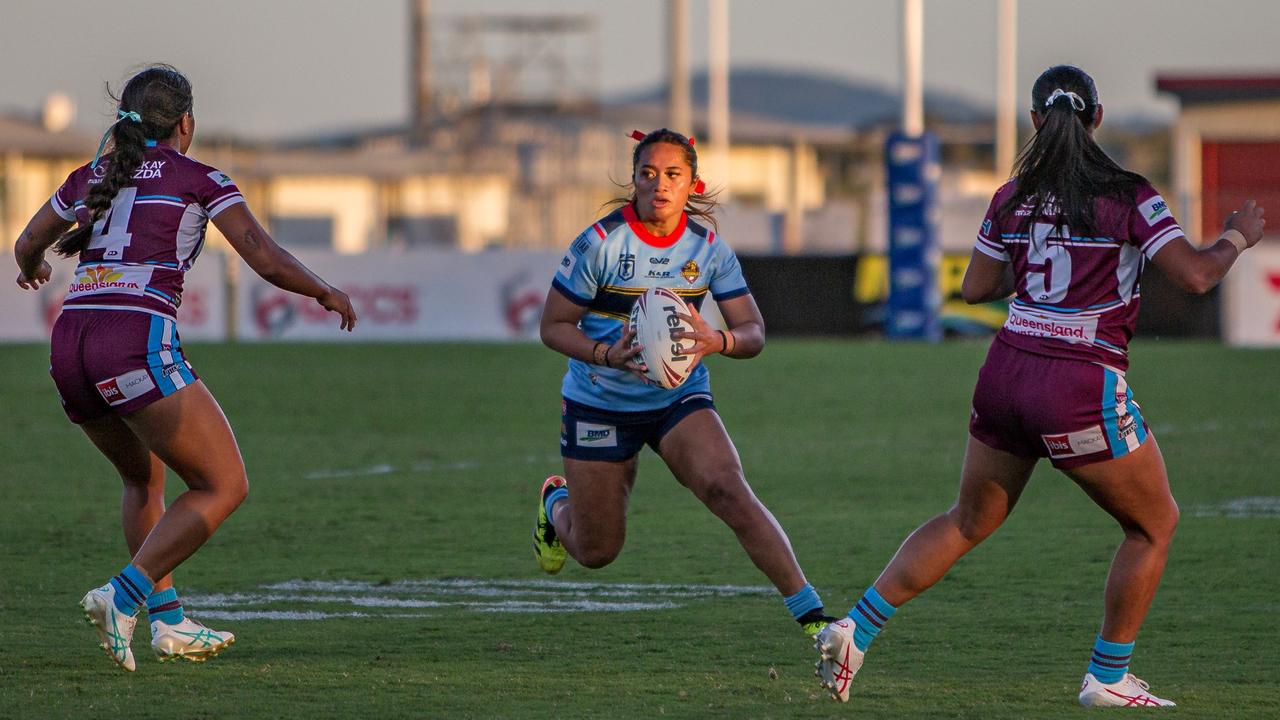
{"left": 14, "top": 65, "right": 356, "bottom": 671}
{"left": 815, "top": 65, "right": 1265, "bottom": 707}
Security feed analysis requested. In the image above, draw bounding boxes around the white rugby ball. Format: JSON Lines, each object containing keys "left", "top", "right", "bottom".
{"left": 629, "top": 287, "right": 698, "bottom": 389}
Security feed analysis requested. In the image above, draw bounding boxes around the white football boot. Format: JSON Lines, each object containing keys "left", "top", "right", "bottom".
{"left": 1079, "top": 673, "right": 1176, "bottom": 707}
{"left": 814, "top": 618, "right": 864, "bottom": 702}
{"left": 151, "top": 617, "right": 236, "bottom": 662}
{"left": 80, "top": 584, "right": 138, "bottom": 672}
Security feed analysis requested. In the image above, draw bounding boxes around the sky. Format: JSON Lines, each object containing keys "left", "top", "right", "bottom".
{"left": 2, "top": 0, "right": 1279, "bottom": 140}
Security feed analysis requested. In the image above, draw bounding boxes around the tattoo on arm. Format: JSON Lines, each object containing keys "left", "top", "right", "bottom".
{"left": 241, "top": 228, "right": 261, "bottom": 250}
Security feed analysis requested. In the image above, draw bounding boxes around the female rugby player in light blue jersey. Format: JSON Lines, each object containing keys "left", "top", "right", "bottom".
{"left": 814, "top": 65, "right": 1267, "bottom": 707}
{"left": 13, "top": 65, "right": 357, "bottom": 672}
{"left": 531, "top": 128, "right": 834, "bottom": 638}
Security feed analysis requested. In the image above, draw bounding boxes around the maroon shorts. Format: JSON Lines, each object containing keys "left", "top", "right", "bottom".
{"left": 968, "top": 339, "right": 1151, "bottom": 469}
{"left": 49, "top": 309, "right": 199, "bottom": 424}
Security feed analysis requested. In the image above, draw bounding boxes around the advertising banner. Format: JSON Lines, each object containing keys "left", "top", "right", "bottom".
{"left": 0, "top": 253, "right": 227, "bottom": 341}
{"left": 234, "top": 250, "right": 562, "bottom": 341}
{"left": 1222, "top": 244, "right": 1280, "bottom": 347}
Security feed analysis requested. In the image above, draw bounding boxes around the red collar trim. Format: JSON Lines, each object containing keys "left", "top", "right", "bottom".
{"left": 623, "top": 203, "right": 686, "bottom": 248}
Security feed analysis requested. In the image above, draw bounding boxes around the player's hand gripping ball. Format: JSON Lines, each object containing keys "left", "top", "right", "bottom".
{"left": 629, "top": 287, "right": 699, "bottom": 389}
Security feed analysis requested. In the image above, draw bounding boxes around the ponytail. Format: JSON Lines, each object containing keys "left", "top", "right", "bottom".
{"left": 53, "top": 113, "right": 148, "bottom": 257}
{"left": 52, "top": 64, "right": 194, "bottom": 258}
{"left": 1000, "top": 65, "right": 1146, "bottom": 235}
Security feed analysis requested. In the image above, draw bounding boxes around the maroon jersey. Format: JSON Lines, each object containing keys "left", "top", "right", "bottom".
{"left": 50, "top": 144, "right": 244, "bottom": 320}
{"left": 974, "top": 180, "right": 1183, "bottom": 370}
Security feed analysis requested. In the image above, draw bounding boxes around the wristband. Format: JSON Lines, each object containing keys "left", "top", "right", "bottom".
{"left": 1220, "top": 228, "right": 1248, "bottom": 254}
{"left": 592, "top": 341, "right": 608, "bottom": 366}
{"left": 716, "top": 330, "right": 729, "bottom": 354}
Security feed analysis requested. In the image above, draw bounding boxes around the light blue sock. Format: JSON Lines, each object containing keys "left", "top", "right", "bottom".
{"left": 1088, "top": 635, "right": 1135, "bottom": 684}
{"left": 544, "top": 487, "right": 569, "bottom": 528}
{"left": 847, "top": 586, "right": 897, "bottom": 652}
{"left": 146, "top": 587, "right": 185, "bottom": 625}
{"left": 108, "top": 564, "right": 153, "bottom": 616}
{"left": 783, "top": 583, "right": 823, "bottom": 621}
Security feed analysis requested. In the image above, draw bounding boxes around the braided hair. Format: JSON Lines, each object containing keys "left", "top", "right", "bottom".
{"left": 53, "top": 65, "right": 194, "bottom": 257}
{"left": 999, "top": 65, "right": 1147, "bottom": 235}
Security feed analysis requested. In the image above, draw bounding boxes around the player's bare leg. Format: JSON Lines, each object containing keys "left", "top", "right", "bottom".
{"left": 873, "top": 436, "right": 1037, "bottom": 604}
{"left": 554, "top": 457, "right": 639, "bottom": 568}
{"left": 816, "top": 436, "right": 1036, "bottom": 701}
{"left": 1066, "top": 437, "right": 1178, "bottom": 643}
{"left": 79, "top": 417, "right": 174, "bottom": 592}
{"left": 121, "top": 380, "right": 249, "bottom": 583}
{"left": 658, "top": 409, "right": 808, "bottom": 596}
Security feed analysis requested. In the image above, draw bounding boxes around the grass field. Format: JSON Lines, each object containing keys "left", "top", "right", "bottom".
{"left": 1, "top": 338, "right": 1277, "bottom": 719}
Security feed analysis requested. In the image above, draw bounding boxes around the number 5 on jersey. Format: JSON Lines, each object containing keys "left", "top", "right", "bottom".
{"left": 88, "top": 187, "right": 137, "bottom": 260}
{"left": 1026, "top": 222, "right": 1072, "bottom": 303}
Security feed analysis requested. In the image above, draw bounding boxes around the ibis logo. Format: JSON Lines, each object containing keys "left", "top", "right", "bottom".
{"left": 680, "top": 260, "right": 701, "bottom": 284}
{"left": 69, "top": 265, "right": 140, "bottom": 293}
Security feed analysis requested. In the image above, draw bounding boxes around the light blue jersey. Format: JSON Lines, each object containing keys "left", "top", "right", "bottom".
{"left": 551, "top": 204, "right": 750, "bottom": 411}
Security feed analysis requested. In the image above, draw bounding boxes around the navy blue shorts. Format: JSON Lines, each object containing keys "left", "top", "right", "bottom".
{"left": 560, "top": 393, "right": 716, "bottom": 462}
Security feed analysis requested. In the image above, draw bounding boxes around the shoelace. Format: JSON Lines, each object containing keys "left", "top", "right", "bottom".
{"left": 1127, "top": 675, "right": 1151, "bottom": 691}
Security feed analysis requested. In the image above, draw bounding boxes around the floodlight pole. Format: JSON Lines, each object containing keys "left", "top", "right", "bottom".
{"left": 995, "top": 0, "right": 1018, "bottom": 178}
{"left": 885, "top": 0, "right": 941, "bottom": 341}
{"left": 707, "top": 0, "right": 730, "bottom": 198}
{"left": 902, "top": 0, "right": 924, "bottom": 136}
{"left": 667, "top": 0, "right": 691, "bottom": 134}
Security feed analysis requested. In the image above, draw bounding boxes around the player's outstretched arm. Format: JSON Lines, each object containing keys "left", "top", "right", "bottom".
{"left": 213, "top": 203, "right": 356, "bottom": 331}
{"left": 1151, "top": 199, "right": 1266, "bottom": 295}
{"left": 13, "top": 204, "right": 72, "bottom": 290}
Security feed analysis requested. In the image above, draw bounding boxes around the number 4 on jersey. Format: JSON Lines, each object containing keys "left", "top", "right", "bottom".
{"left": 88, "top": 187, "right": 137, "bottom": 260}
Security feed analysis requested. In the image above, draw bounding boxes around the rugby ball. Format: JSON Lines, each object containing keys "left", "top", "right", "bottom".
{"left": 629, "top": 287, "right": 698, "bottom": 389}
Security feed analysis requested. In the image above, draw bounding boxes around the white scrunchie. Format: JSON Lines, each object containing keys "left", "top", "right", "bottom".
{"left": 1044, "top": 88, "right": 1086, "bottom": 111}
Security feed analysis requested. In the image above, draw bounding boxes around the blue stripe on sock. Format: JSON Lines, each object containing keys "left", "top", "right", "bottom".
{"left": 146, "top": 587, "right": 185, "bottom": 625}
{"left": 1087, "top": 635, "right": 1135, "bottom": 684}
{"left": 846, "top": 586, "right": 897, "bottom": 652}
{"left": 110, "top": 564, "right": 154, "bottom": 615}
{"left": 783, "top": 583, "right": 823, "bottom": 620}
{"left": 543, "top": 487, "right": 568, "bottom": 528}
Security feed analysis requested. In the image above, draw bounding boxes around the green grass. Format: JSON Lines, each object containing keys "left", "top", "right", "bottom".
{"left": 1, "top": 339, "right": 1277, "bottom": 719}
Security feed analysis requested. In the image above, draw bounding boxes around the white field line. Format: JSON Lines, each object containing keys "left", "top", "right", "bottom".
{"left": 1186, "top": 496, "right": 1280, "bottom": 518}
{"left": 304, "top": 453, "right": 561, "bottom": 480}
{"left": 183, "top": 577, "right": 772, "bottom": 620}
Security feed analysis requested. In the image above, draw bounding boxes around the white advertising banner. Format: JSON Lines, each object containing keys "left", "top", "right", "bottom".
{"left": 234, "top": 250, "right": 562, "bottom": 341}
{"left": 0, "top": 253, "right": 228, "bottom": 341}
{"left": 1222, "top": 244, "right": 1280, "bottom": 347}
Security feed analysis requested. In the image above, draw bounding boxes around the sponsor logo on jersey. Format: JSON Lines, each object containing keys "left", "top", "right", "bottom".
{"left": 67, "top": 264, "right": 153, "bottom": 298}
{"left": 572, "top": 235, "right": 591, "bottom": 255}
{"left": 1005, "top": 305, "right": 1099, "bottom": 344}
{"left": 617, "top": 253, "right": 636, "bottom": 281}
{"left": 133, "top": 160, "right": 166, "bottom": 180}
{"left": 649, "top": 257, "right": 670, "bottom": 265}
{"left": 558, "top": 252, "right": 577, "bottom": 279}
{"left": 981, "top": 219, "right": 992, "bottom": 237}
{"left": 207, "top": 170, "right": 236, "bottom": 188}
{"left": 680, "top": 260, "right": 701, "bottom": 284}
{"left": 646, "top": 270, "right": 671, "bottom": 278}
{"left": 1042, "top": 425, "right": 1107, "bottom": 458}
{"left": 95, "top": 369, "right": 156, "bottom": 406}
{"left": 1139, "top": 195, "right": 1171, "bottom": 226}
{"left": 576, "top": 422, "right": 617, "bottom": 447}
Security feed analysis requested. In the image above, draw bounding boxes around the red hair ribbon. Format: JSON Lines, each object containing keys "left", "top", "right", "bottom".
{"left": 693, "top": 179, "right": 706, "bottom": 194}
{"left": 629, "top": 130, "right": 647, "bottom": 141}
{"left": 688, "top": 137, "right": 696, "bottom": 146}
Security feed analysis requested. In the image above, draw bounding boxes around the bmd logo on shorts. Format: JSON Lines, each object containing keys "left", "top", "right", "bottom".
{"left": 576, "top": 422, "right": 617, "bottom": 448}
{"left": 1042, "top": 425, "right": 1107, "bottom": 458}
